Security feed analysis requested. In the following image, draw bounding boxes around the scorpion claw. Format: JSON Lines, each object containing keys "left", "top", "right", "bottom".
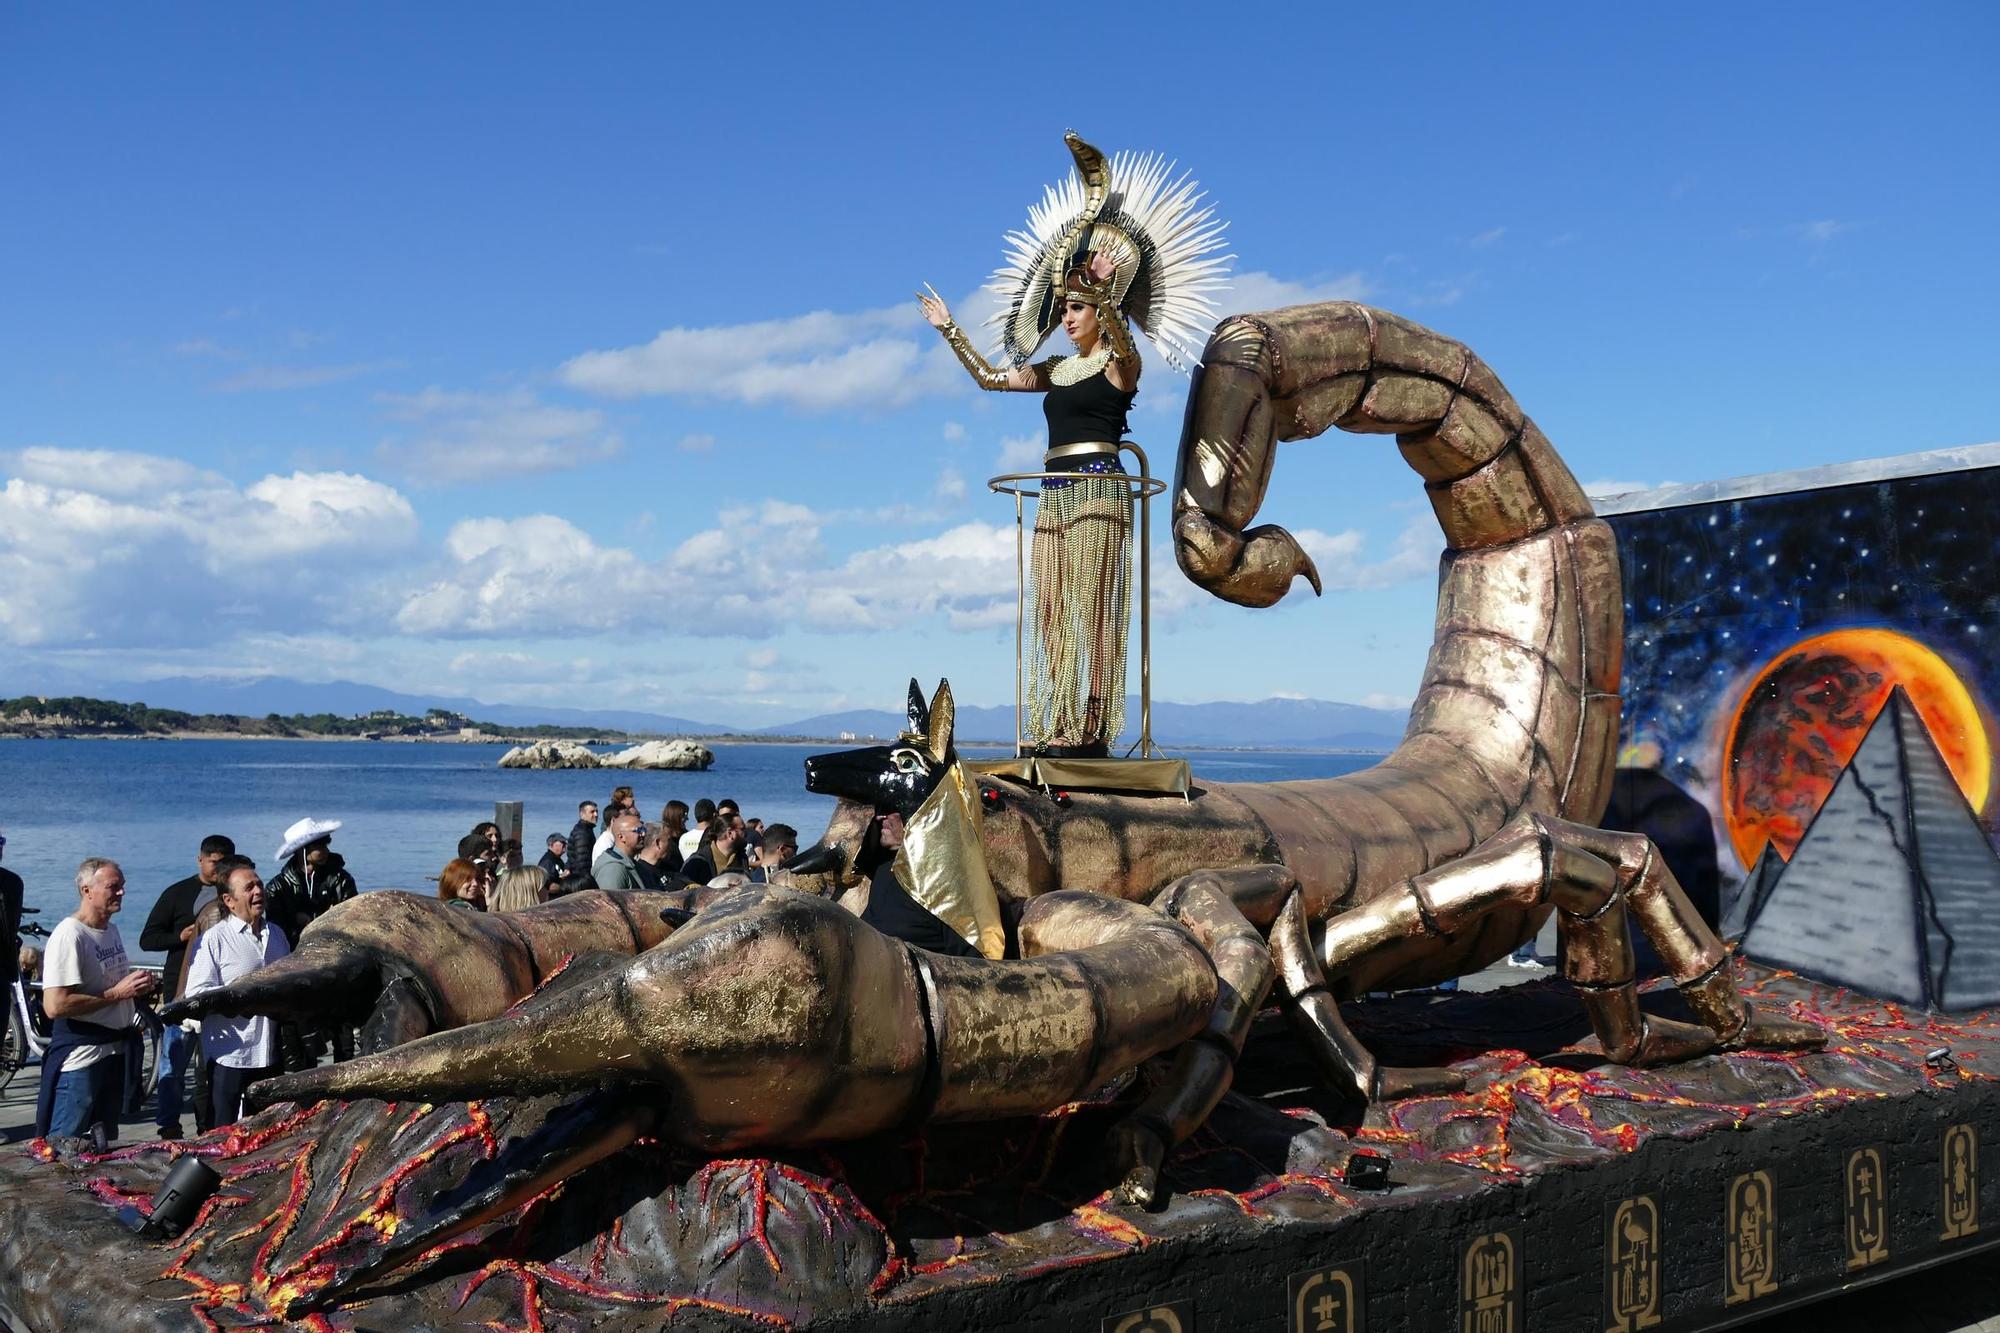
{"left": 1173, "top": 512, "right": 1322, "bottom": 608}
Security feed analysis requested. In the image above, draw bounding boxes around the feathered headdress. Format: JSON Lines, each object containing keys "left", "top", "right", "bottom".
{"left": 987, "top": 132, "right": 1232, "bottom": 373}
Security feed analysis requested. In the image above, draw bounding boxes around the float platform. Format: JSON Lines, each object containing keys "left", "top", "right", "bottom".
{"left": 0, "top": 965, "right": 1995, "bottom": 1332}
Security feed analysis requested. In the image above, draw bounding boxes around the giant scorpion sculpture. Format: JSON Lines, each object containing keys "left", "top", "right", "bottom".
{"left": 166, "top": 301, "right": 1821, "bottom": 1312}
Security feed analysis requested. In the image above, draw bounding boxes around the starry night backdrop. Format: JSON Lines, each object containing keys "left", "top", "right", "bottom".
{"left": 1604, "top": 463, "right": 2000, "bottom": 878}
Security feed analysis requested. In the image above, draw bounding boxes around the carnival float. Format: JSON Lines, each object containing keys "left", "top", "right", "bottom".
{"left": 2, "top": 134, "right": 1994, "bottom": 1333}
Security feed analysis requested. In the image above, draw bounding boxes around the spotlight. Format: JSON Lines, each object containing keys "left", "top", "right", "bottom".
{"left": 1343, "top": 1150, "right": 1392, "bottom": 1191}
{"left": 980, "top": 786, "right": 1004, "bottom": 812}
{"left": 134, "top": 1154, "right": 222, "bottom": 1240}
{"left": 1052, "top": 789, "right": 1073, "bottom": 809}
{"left": 1925, "top": 1046, "right": 1958, "bottom": 1073}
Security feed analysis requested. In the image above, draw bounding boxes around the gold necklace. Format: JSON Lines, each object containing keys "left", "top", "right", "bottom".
{"left": 1048, "top": 344, "right": 1112, "bottom": 386}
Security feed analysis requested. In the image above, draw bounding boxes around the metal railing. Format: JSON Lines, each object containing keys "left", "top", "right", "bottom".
{"left": 987, "top": 442, "right": 1168, "bottom": 758}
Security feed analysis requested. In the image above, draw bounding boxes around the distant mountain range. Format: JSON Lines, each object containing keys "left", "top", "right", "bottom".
{"left": 776, "top": 697, "right": 1407, "bottom": 749}
{"left": 13, "top": 674, "right": 1408, "bottom": 751}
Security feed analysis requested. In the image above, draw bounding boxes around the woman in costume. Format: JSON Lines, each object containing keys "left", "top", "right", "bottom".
{"left": 919, "top": 132, "right": 1228, "bottom": 757}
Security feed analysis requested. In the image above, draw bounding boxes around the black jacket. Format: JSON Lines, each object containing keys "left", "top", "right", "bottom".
{"left": 140, "top": 873, "right": 211, "bottom": 1000}
{"left": 861, "top": 862, "right": 981, "bottom": 959}
{"left": 566, "top": 819, "right": 596, "bottom": 883}
{"left": 0, "top": 866, "right": 22, "bottom": 986}
{"left": 265, "top": 852, "right": 358, "bottom": 946}
{"left": 537, "top": 849, "right": 571, "bottom": 892}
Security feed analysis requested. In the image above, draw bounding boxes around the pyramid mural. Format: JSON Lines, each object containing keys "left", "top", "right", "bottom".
{"left": 1742, "top": 685, "right": 2000, "bottom": 1010}
{"left": 1721, "top": 841, "right": 1786, "bottom": 941}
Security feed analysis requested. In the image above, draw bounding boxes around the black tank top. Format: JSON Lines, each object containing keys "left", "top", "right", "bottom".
{"left": 1043, "top": 365, "right": 1136, "bottom": 447}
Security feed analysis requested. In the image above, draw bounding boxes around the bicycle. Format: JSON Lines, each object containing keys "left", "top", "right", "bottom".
{"left": 1, "top": 915, "right": 50, "bottom": 1094}
{"left": 3, "top": 908, "right": 162, "bottom": 1106}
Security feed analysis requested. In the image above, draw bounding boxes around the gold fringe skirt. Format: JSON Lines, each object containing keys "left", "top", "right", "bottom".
{"left": 1029, "top": 474, "right": 1132, "bottom": 748}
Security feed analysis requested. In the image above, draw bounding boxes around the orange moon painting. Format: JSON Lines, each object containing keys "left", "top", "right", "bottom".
{"left": 1721, "top": 628, "right": 1992, "bottom": 869}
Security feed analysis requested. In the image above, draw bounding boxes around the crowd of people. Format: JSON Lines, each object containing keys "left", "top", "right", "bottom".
{"left": 20, "top": 815, "right": 351, "bottom": 1145}
{"left": 430, "top": 787, "right": 799, "bottom": 910}
{"left": 6, "top": 788, "right": 805, "bottom": 1146}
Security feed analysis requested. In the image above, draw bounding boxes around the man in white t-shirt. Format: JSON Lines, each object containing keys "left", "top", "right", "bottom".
{"left": 676, "top": 798, "right": 717, "bottom": 862}
{"left": 39, "top": 858, "right": 156, "bottom": 1139}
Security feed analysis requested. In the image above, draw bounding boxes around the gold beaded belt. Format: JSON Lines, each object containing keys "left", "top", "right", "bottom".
{"left": 1043, "top": 442, "right": 1121, "bottom": 466}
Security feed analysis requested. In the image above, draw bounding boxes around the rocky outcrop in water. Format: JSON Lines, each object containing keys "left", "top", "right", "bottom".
{"left": 496, "top": 738, "right": 713, "bottom": 770}
{"left": 604, "top": 739, "right": 714, "bottom": 771}
{"left": 497, "top": 740, "right": 603, "bottom": 769}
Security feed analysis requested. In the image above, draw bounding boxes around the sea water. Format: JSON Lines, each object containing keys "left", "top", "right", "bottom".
{"left": 0, "top": 738, "right": 1378, "bottom": 966}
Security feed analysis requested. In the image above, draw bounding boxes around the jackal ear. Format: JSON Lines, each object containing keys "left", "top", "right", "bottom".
{"left": 925, "top": 679, "right": 955, "bottom": 764}
{"left": 905, "top": 678, "right": 929, "bottom": 740}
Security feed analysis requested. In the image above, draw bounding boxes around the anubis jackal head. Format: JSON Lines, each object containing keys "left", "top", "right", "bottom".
{"left": 803, "top": 678, "right": 957, "bottom": 821}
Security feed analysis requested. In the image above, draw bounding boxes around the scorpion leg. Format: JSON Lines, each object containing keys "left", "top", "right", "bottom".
{"left": 1273, "top": 891, "right": 1466, "bottom": 1101}
{"left": 1317, "top": 814, "right": 1718, "bottom": 1064}
{"left": 1081, "top": 866, "right": 1293, "bottom": 1207}
{"left": 1313, "top": 814, "right": 1820, "bottom": 1070}
{"left": 1540, "top": 818, "right": 1824, "bottom": 1055}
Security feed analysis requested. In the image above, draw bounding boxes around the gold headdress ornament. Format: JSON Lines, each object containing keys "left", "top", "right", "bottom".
{"left": 988, "top": 131, "right": 1232, "bottom": 372}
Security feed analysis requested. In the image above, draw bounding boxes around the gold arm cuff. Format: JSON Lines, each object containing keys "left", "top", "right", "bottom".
{"left": 1044, "top": 442, "right": 1121, "bottom": 464}
{"left": 938, "top": 321, "right": 1009, "bottom": 390}
{"left": 1071, "top": 275, "right": 1137, "bottom": 363}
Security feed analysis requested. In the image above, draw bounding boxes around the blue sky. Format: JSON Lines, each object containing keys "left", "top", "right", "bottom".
{"left": 2, "top": 5, "right": 1995, "bottom": 726}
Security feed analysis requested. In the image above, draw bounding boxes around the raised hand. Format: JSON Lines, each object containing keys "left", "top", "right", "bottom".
{"left": 916, "top": 282, "right": 952, "bottom": 329}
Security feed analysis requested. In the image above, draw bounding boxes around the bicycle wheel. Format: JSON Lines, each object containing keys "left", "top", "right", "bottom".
{"left": 137, "top": 1011, "right": 162, "bottom": 1104}
{"left": 0, "top": 997, "right": 23, "bottom": 1096}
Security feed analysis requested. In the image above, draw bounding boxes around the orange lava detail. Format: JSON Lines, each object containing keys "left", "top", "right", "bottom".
{"left": 1072, "top": 1200, "right": 1147, "bottom": 1248}
{"left": 694, "top": 1156, "right": 877, "bottom": 1280}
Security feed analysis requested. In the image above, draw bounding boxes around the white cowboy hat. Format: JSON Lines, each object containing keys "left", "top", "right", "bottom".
{"left": 276, "top": 816, "right": 342, "bottom": 863}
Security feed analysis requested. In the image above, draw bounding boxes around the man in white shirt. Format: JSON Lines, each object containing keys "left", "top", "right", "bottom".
{"left": 677, "top": 798, "right": 717, "bottom": 862}
{"left": 185, "top": 857, "right": 292, "bottom": 1127}
{"left": 38, "top": 857, "right": 156, "bottom": 1140}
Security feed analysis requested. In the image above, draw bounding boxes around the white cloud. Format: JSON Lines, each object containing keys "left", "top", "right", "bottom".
{"left": 398, "top": 514, "right": 653, "bottom": 636}
{"left": 932, "top": 467, "right": 968, "bottom": 503}
{"left": 1294, "top": 513, "right": 1438, "bottom": 592}
{"left": 942, "top": 421, "right": 967, "bottom": 441}
{"left": 1223, "top": 269, "right": 1372, "bottom": 313}
{"left": 0, "top": 450, "right": 417, "bottom": 647}
{"left": 558, "top": 306, "right": 963, "bottom": 412}
{"left": 994, "top": 434, "right": 1042, "bottom": 472}
{"left": 1793, "top": 219, "right": 1853, "bottom": 244}
{"left": 1466, "top": 227, "right": 1506, "bottom": 249}
{"left": 1361, "top": 691, "right": 1411, "bottom": 711}
{"left": 396, "top": 504, "right": 1022, "bottom": 641}
{"left": 677, "top": 432, "right": 716, "bottom": 453}
{"left": 376, "top": 387, "right": 621, "bottom": 484}
{"left": 7, "top": 447, "right": 214, "bottom": 499}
